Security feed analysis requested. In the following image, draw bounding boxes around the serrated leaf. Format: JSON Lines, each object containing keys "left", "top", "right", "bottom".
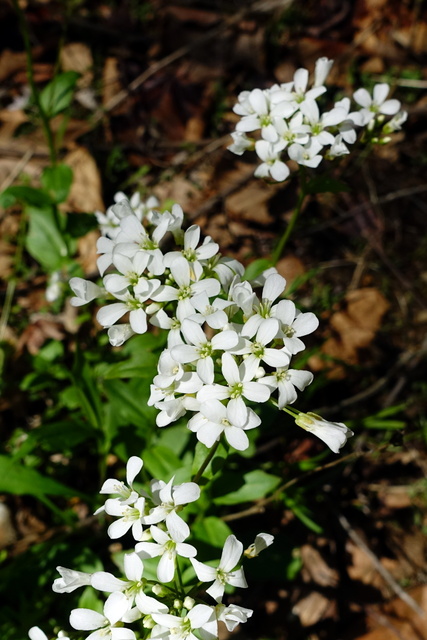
{"left": 25, "top": 206, "right": 69, "bottom": 271}
{"left": 41, "top": 164, "right": 73, "bottom": 204}
{"left": 306, "top": 176, "right": 350, "bottom": 195}
{"left": 192, "top": 517, "right": 233, "bottom": 548}
{"left": 39, "top": 71, "right": 80, "bottom": 118}
{"left": 213, "top": 469, "right": 280, "bottom": 505}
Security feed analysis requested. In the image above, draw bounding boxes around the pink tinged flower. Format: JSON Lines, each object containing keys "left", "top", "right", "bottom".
{"left": 135, "top": 525, "right": 197, "bottom": 583}
{"left": 216, "top": 603, "right": 253, "bottom": 632}
{"left": 259, "top": 367, "right": 313, "bottom": 408}
{"left": 244, "top": 532, "right": 274, "bottom": 558}
{"left": 288, "top": 139, "right": 323, "bottom": 168}
{"left": 295, "top": 412, "right": 354, "bottom": 453}
{"left": 254, "top": 140, "right": 290, "bottom": 182}
{"left": 104, "top": 496, "right": 146, "bottom": 540}
{"left": 152, "top": 604, "right": 215, "bottom": 640}
{"left": 191, "top": 535, "right": 247, "bottom": 602}
{"left": 70, "top": 592, "right": 135, "bottom": 640}
{"left": 273, "top": 300, "right": 319, "bottom": 354}
{"left": 143, "top": 477, "right": 200, "bottom": 539}
{"left": 188, "top": 398, "right": 260, "bottom": 451}
{"left": 69, "top": 277, "right": 104, "bottom": 307}
{"left": 52, "top": 566, "right": 92, "bottom": 593}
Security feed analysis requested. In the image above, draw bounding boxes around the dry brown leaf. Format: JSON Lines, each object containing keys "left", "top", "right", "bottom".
{"left": 292, "top": 591, "right": 336, "bottom": 626}
{"left": 276, "top": 256, "right": 305, "bottom": 287}
{"left": 0, "top": 49, "right": 27, "bottom": 82}
{"left": 16, "top": 319, "right": 64, "bottom": 355}
{"left": 309, "top": 288, "right": 389, "bottom": 377}
{"left": 356, "top": 585, "right": 427, "bottom": 640}
{"left": 63, "top": 147, "right": 104, "bottom": 213}
{"left": 102, "top": 57, "right": 125, "bottom": 113}
{"left": 300, "top": 544, "right": 339, "bottom": 587}
{"left": 226, "top": 182, "right": 277, "bottom": 225}
{"left": 0, "top": 503, "right": 17, "bottom": 548}
{"left": 0, "top": 240, "right": 14, "bottom": 278}
{"left": 0, "top": 109, "right": 29, "bottom": 143}
{"left": 60, "top": 42, "right": 93, "bottom": 88}
{"left": 77, "top": 229, "right": 100, "bottom": 276}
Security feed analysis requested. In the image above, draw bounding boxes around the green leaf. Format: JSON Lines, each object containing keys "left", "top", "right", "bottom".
{"left": 71, "top": 349, "right": 104, "bottom": 431}
{"left": 25, "top": 206, "right": 69, "bottom": 271}
{"left": 0, "top": 455, "right": 80, "bottom": 498}
{"left": 143, "top": 445, "right": 185, "bottom": 482}
{"left": 41, "top": 164, "right": 73, "bottom": 204}
{"left": 95, "top": 354, "right": 159, "bottom": 379}
{"left": 243, "top": 259, "right": 273, "bottom": 282}
{"left": 0, "top": 185, "right": 52, "bottom": 209}
{"left": 64, "top": 212, "right": 99, "bottom": 238}
{"left": 39, "top": 71, "right": 80, "bottom": 118}
{"left": 103, "top": 378, "right": 155, "bottom": 429}
{"left": 305, "top": 176, "right": 350, "bottom": 195}
{"left": 213, "top": 469, "right": 281, "bottom": 505}
{"left": 192, "top": 517, "right": 233, "bottom": 548}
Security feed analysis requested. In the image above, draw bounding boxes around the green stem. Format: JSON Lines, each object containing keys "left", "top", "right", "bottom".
{"left": 12, "top": 0, "right": 57, "bottom": 165}
{"left": 192, "top": 440, "right": 220, "bottom": 484}
{"left": 271, "top": 171, "right": 308, "bottom": 265}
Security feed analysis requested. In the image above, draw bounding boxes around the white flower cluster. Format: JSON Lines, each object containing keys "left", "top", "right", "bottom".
{"left": 70, "top": 193, "right": 353, "bottom": 454}
{"left": 30, "top": 456, "right": 272, "bottom": 640}
{"left": 228, "top": 57, "right": 407, "bottom": 181}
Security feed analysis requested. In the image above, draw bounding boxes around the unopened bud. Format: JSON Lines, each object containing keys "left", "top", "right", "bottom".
{"left": 184, "top": 596, "right": 195, "bottom": 610}
{"left": 152, "top": 584, "right": 168, "bottom": 597}
{"left": 143, "top": 615, "right": 155, "bottom": 629}
{"left": 173, "top": 599, "right": 182, "bottom": 610}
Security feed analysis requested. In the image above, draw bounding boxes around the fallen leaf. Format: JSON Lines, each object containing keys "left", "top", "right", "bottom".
{"left": 292, "top": 591, "right": 336, "bottom": 626}
{"left": 63, "top": 146, "right": 104, "bottom": 213}
{"left": 309, "top": 288, "right": 389, "bottom": 377}
{"left": 60, "top": 42, "right": 93, "bottom": 88}
{"left": 276, "top": 255, "right": 306, "bottom": 287}
{"left": 102, "top": 57, "right": 125, "bottom": 113}
{"left": 0, "top": 49, "right": 28, "bottom": 82}
{"left": 300, "top": 544, "right": 339, "bottom": 587}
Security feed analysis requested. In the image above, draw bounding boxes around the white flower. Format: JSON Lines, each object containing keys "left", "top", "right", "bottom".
{"left": 69, "top": 277, "right": 104, "bottom": 307}
{"left": 143, "top": 477, "right": 200, "bottom": 539}
{"left": 240, "top": 272, "right": 286, "bottom": 337}
{"left": 29, "top": 629, "right": 70, "bottom": 640}
{"left": 104, "top": 496, "right": 147, "bottom": 540}
{"left": 70, "top": 591, "right": 135, "bottom": 640}
{"left": 295, "top": 412, "right": 354, "bottom": 453}
{"left": 259, "top": 367, "right": 313, "bottom": 408}
{"left": 299, "top": 100, "right": 347, "bottom": 146}
{"left": 188, "top": 292, "right": 233, "bottom": 330}
{"left": 135, "top": 525, "right": 197, "bottom": 583}
{"left": 244, "top": 533, "right": 274, "bottom": 558}
{"left": 254, "top": 140, "right": 290, "bottom": 182}
{"left": 227, "top": 131, "right": 253, "bottom": 156}
{"left": 115, "top": 214, "right": 169, "bottom": 276}
{"left": 197, "top": 352, "right": 270, "bottom": 424}
{"left": 270, "top": 67, "right": 326, "bottom": 108}
{"left": 191, "top": 535, "right": 247, "bottom": 602}
{"left": 241, "top": 318, "right": 290, "bottom": 370}
{"left": 327, "top": 134, "right": 350, "bottom": 159}
{"left": 171, "top": 319, "right": 239, "bottom": 384}
{"left": 52, "top": 566, "right": 92, "bottom": 593}
{"left": 95, "top": 456, "right": 143, "bottom": 515}
{"left": 288, "top": 139, "right": 324, "bottom": 168}
{"left": 96, "top": 278, "right": 160, "bottom": 336}
{"left": 272, "top": 300, "right": 319, "bottom": 354}
{"left": 273, "top": 112, "right": 310, "bottom": 147}
{"left": 235, "top": 88, "right": 294, "bottom": 142}
{"left": 188, "top": 398, "right": 260, "bottom": 450}
{"left": 383, "top": 110, "right": 407, "bottom": 133}
{"left": 314, "top": 57, "right": 334, "bottom": 87}
{"left": 216, "top": 603, "right": 253, "bottom": 631}
{"left": 152, "top": 604, "right": 216, "bottom": 640}
{"left": 164, "top": 225, "right": 219, "bottom": 277}
{"left": 353, "top": 83, "right": 401, "bottom": 124}
{"left": 91, "top": 553, "right": 168, "bottom": 615}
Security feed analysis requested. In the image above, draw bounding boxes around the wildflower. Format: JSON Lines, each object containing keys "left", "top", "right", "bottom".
{"left": 188, "top": 398, "right": 260, "bottom": 450}
{"left": 295, "top": 412, "right": 354, "bottom": 453}
{"left": 143, "top": 477, "right": 200, "bottom": 539}
{"left": 353, "top": 83, "right": 401, "bottom": 124}
{"left": 244, "top": 533, "right": 274, "bottom": 558}
{"left": 258, "top": 367, "right": 313, "bottom": 408}
{"left": 152, "top": 604, "right": 216, "bottom": 640}
{"left": 254, "top": 140, "right": 290, "bottom": 182}
{"left": 69, "top": 277, "right": 104, "bottom": 307}
{"left": 52, "top": 567, "right": 92, "bottom": 593}
{"left": 135, "top": 525, "right": 197, "bottom": 583}
{"left": 69, "top": 591, "right": 135, "bottom": 640}
{"left": 216, "top": 603, "right": 253, "bottom": 631}
{"left": 191, "top": 534, "right": 247, "bottom": 602}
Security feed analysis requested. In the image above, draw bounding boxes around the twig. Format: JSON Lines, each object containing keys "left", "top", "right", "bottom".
{"left": 0, "top": 148, "right": 34, "bottom": 192}
{"left": 337, "top": 512, "right": 425, "bottom": 618}
{"left": 222, "top": 445, "right": 385, "bottom": 522}
{"left": 91, "top": 0, "right": 294, "bottom": 124}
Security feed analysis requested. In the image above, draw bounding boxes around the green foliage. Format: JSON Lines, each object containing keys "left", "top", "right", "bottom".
{"left": 39, "top": 71, "right": 80, "bottom": 119}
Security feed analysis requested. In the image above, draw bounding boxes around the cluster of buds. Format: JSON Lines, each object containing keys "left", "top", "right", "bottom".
{"left": 228, "top": 57, "right": 407, "bottom": 180}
